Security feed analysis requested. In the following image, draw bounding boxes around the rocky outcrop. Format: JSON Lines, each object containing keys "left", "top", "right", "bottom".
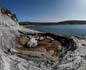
{"left": 0, "top": 7, "right": 86, "bottom": 70}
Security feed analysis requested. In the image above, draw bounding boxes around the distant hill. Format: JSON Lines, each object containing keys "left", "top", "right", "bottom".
{"left": 19, "top": 20, "right": 86, "bottom": 26}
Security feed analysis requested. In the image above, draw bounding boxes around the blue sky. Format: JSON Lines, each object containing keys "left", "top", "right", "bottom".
{"left": 0, "top": 0, "right": 86, "bottom": 22}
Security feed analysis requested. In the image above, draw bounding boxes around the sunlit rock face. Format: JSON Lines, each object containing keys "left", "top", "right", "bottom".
{"left": 0, "top": 8, "right": 20, "bottom": 70}
{"left": 0, "top": 8, "right": 19, "bottom": 29}
{"left": 0, "top": 8, "right": 40, "bottom": 70}
{"left": 0, "top": 7, "right": 86, "bottom": 70}
{"left": 0, "top": 8, "right": 20, "bottom": 52}
{"left": 0, "top": 8, "right": 32, "bottom": 70}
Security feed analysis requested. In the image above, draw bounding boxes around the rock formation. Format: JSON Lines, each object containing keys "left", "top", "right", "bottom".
{"left": 0, "top": 7, "right": 86, "bottom": 70}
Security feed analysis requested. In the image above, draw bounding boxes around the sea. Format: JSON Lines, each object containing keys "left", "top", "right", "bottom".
{"left": 28, "top": 24, "right": 86, "bottom": 36}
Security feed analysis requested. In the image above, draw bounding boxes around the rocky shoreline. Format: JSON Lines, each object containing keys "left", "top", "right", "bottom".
{"left": 0, "top": 8, "right": 86, "bottom": 70}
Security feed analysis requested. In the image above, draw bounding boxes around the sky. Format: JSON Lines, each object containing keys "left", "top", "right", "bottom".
{"left": 0, "top": 0, "right": 86, "bottom": 22}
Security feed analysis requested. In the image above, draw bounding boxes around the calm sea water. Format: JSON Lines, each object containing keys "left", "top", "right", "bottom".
{"left": 28, "top": 25, "right": 86, "bottom": 36}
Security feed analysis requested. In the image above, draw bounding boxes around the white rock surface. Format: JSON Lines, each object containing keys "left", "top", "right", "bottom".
{"left": 0, "top": 8, "right": 42, "bottom": 70}
{"left": 56, "top": 37, "right": 86, "bottom": 70}
{"left": 27, "top": 37, "right": 38, "bottom": 48}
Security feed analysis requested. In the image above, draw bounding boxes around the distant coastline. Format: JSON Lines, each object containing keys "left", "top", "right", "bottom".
{"left": 19, "top": 20, "right": 86, "bottom": 26}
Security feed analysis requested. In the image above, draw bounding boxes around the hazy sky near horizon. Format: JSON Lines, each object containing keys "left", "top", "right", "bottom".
{"left": 0, "top": 0, "right": 86, "bottom": 22}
